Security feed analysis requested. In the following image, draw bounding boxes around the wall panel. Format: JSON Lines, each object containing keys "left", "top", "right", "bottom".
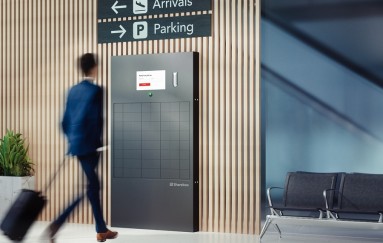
{"left": 0, "top": 0, "right": 260, "bottom": 234}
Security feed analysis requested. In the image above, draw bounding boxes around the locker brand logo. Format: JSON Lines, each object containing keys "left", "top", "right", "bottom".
{"left": 169, "top": 182, "right": 190, "bottom": 187}
{"left": 133, "top": 21, "right": 148, "bottom": 39}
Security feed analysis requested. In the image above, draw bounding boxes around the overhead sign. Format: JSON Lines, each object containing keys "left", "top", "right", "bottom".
{"left": 98, "top": 0, "right": 212, "bottom": 19}
{"left": 98, "top": 14, "right": 211, "bottom": 43}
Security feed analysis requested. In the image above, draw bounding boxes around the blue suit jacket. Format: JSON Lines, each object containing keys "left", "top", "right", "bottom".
{"left": 62, "top": 80, "right": 103, "bottom": 156}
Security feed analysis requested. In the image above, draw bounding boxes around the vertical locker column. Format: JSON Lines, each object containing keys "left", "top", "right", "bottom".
{"left": 142, "top": 103, "right": 161, "bottom": 179}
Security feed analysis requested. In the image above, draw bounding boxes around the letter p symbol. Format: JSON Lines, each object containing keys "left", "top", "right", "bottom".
{"left": 133, "top": 21, "right": 148, "bottom": 39}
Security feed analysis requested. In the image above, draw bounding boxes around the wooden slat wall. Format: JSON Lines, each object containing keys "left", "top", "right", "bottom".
{"left": 0, "top": 0, "right": 260, "bottom": 234}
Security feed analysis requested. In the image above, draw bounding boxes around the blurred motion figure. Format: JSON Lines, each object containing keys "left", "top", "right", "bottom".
{"left": 47, "top": 53, "right": 118, "bottom": 243}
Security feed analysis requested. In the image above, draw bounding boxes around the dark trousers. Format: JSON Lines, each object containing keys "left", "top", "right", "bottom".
{"left": 54, "top": 152, "right": 107, "bottom": 233}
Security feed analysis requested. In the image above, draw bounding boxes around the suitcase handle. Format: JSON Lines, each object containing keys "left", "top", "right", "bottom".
{"left": 43, "top": 156, "right": 68, "bottom": 194}
{"left": 43, "top": 147, "right": 108, "bottom": 193}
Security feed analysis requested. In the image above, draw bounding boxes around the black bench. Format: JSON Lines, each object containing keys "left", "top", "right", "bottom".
{"left": 325, "top": 173, "right": 383, "bottom": 222}
{"left": 261, "top": 172, "right": 383, "bottom": 240}
{"left": 261, "top": 171, "right": 339, "bottom": 238}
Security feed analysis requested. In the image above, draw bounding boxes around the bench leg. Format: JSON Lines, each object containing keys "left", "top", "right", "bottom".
{"left": 273, "top": 223, "right": 282, "bottom": 239}
{"left": 260, "top": 217, "right": 272, "bottom": 239}
{"left": 326, "top": 210, "right": 337, "bottom": 220}
{"left": 260, "top": 217, "right": 282, "bottom": 240}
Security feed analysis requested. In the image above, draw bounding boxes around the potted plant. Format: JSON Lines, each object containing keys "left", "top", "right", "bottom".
{"left": 0, "top": 130, "right": 35, "bottom": 217}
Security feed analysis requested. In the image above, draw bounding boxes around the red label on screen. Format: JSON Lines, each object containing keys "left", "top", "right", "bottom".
{"left": 139, "top": 83, "right": 151, "bottom": 87}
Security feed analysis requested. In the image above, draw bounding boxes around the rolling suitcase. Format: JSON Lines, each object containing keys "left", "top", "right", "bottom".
{"left": 0, "top": 157, "right": 67, "bottom": 241}
{"left": 0, "top": 190, "right": 46, "bottom": 241}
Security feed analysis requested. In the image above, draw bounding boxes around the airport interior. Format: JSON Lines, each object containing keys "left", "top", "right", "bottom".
{"left": 1, "top": 0, "right": 383, "bottom": 242}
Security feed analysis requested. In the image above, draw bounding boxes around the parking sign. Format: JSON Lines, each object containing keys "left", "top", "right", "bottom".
{"left": 133, "top": 21, "right": 148, "bottom": 39}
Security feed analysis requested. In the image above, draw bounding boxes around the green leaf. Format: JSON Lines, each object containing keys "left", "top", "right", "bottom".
{"left": 0, "top": 130, "right": 33, "bottom": 176}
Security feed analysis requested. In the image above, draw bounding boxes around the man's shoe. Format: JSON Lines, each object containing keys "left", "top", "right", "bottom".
{"left": 44, "top": 223, "right": 60, "bottom": 243}
{"left": 96, "top": 230, "right": 118, "bottom": 242}
{"left": 48, "top": 223, "right": 60, "bottom": 237}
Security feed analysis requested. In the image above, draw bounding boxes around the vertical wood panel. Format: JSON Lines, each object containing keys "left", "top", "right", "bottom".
{"left": 249, "top": 0, "right": 256, "bottom": 234}
{"left": 218, "top": 2, "right": 225, "bottom": 232}
{"left": 255, "top": 0, "right": 262, "bottom": 235}
{"left": 0, "top": 0, "right": 260, "bottom": 234}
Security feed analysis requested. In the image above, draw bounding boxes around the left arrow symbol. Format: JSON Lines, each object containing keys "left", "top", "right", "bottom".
{"left": 111, "top": 25, "right": 126, "bottom": 38}
{"left": 112, "top": 1, "right": 127, "bottom": 14}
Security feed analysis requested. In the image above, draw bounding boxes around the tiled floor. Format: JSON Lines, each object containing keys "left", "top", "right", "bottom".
{"left": 0, "top": 222, "right": 258, "bottom": 243}
{"left": 0, "top": 221, "right": 382, "bottom": 243}
{"left": 260, "top": 223, "right": 383, "bottom": 242}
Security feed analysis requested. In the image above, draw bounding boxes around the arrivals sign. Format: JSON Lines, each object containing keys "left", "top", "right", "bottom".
{"left": 98, "top": 0, "right": 212, "bottom": 19}
{"left": 98, "top": 14, "right": 211, "bottom": 43}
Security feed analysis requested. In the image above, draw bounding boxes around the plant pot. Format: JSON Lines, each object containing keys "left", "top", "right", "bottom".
{"left": 0, "top": 176, "right": 35, "bottom": 219}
